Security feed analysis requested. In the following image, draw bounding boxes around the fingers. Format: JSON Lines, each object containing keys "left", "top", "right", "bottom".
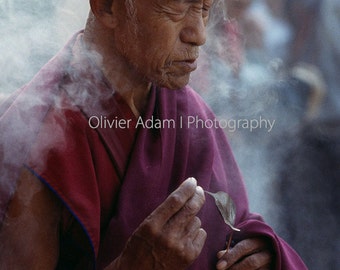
{"left": 192, "top": 228, "right": 207, "bottom": 254}
{"left": 217, "top": 250, "right": 227, "bottom": 259}
{"left": 216, "top": 238, "right": 273, "bottom": 270}
{"left": 227, "top": 237, "right": 268, "bottom": 266}
{"left": 166, "top": 184, "right": 205, "bottom": 231}
{"left": 147, "top": 177, "right": 203, "bottom": 228}
{"left": 220, "top": 250, "right": 272, "bottom": 270}
{"left": 120, "top": 178, "right": 206, "bottom": 269}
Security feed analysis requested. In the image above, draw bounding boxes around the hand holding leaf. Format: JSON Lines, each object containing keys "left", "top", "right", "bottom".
{"left": 205, "top": 191, "right": 240, "bottom": 251}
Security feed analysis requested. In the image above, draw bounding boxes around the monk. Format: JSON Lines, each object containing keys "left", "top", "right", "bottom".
{"left": 0, "top": 0, "right": 307, "bottom": 269}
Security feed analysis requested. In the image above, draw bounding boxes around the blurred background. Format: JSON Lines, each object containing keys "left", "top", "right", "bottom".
{"left": 0, "top": 0, "right": 339, "bottom": 269}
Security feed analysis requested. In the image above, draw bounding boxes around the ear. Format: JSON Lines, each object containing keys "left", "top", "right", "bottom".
{"left": 90, "top": 0, "right": 118, "bottom": 29}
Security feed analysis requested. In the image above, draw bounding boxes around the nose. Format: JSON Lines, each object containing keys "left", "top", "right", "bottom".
{"left": 180, "top": 16, "right": 207, "bottom": 46}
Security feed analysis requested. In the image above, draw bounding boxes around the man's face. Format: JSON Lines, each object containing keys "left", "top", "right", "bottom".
{"left": 113, "top": 0, "right": 213, "bottom": 89}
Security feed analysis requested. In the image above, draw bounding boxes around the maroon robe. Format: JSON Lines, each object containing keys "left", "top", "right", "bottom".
{"left": 0, "top": 32, "right": 307, "bottom": 269}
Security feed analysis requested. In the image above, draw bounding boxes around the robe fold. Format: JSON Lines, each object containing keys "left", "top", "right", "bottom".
{"left": 0, "top": 32, "right": 307, "bottom": 269}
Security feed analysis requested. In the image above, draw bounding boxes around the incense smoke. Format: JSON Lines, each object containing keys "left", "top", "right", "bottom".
{"left": 0, "top": 1, "right": 339, "bottom": 269}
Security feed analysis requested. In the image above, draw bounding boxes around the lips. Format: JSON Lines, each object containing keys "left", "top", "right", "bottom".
{"left": 173, "top": 59, "right": 198, "bottom": 73}
{"left": 185, "top": 59, "right": 198, "bottom": 70}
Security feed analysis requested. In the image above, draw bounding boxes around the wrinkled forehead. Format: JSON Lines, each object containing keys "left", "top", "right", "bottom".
{"left": 99, "top": 0, "right": 217, "bottom": 13}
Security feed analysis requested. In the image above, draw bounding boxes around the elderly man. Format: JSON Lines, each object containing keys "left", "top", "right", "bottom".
{"left": 0, "top": 0, "right": 306, "bottom": 269}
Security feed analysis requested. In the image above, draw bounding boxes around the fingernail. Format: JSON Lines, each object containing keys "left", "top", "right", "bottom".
{"left": 196, "top": 185, "right": 204, "bottom": 196}
{"left": 217, "top": 250, "right": 226, "bottom": 259}
{"left": 187, "top": 177, "right": 197, "bottom": 186}
{"left": 217, "top": 260, "right": 228, "bottom": 269}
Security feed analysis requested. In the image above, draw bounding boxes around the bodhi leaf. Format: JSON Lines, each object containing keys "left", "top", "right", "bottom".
{"left": 205, "top": 191, "right": 240, "bottom": 232}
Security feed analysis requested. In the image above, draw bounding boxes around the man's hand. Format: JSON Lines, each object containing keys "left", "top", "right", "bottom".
{"left": 107, "top": 177, "right": 207, "bottom": 270}
{"left": 216, "top": 237, "right": 273, "bottom": 270}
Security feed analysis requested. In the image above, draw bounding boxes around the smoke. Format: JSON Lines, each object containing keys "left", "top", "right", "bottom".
{"left": 190, "top": 0, "right": 291, "bottom": 231}
{"left": 0, "top": 0, "right": 90, "bottom": 222}
{"left": 0, "top": 1, "right": 339, "bottom": 268}
{"left": 192, "top": 0, "right": 337, "bottom": 213}
{"left": 0, "top": 0, "right": 89, "bottom": 99}
{"left": 194, "top": 1, "right": 340, "bottom": 269}
{"left": 0, "top": 0, "right": 289, "bottom": 229}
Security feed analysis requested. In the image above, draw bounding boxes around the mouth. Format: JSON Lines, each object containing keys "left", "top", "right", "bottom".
{"left": 185, "top": 58, "right": 198, "bottom": 68}
{"left": 173, "top": 59, "right": 198, "bottom": 73}
{"left": 158, "top": 58, "right": 198, "bottom": 89}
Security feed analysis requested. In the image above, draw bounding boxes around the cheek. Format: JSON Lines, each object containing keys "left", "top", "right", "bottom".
{"left": 139, "top": 26, "right": 177, "bottom": 66}
{"left": 128, "top": 17, "right": 180, "bottom": 71}
{"left": 150, "top": 51, "right": 171, "bottom": 70}
{"left": 115, "top": 17, "right": 182, "bottom": 85}
{"left": 138, "top": 42, "right": 175, "bottom": 76}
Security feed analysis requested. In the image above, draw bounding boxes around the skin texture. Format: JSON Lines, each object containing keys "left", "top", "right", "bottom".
{"left": 216, "top": 238, "right": 273, "bottom": 270}
{"left": 0, "top": 169, "right": 61, "bottom": 269}
{"left": 0, "top": 0, "right": 274, "bottom": 269}
{"left": 85, "top": 0, "right": 212, "bottom": 116}
{"left": 105, "top": 178, "right": 207, "bottom": 270}
{"left": 111, "top": 0, "right": 210, "bottom": 90}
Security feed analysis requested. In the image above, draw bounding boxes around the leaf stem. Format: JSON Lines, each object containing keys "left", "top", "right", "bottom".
{"left": 226, "top": 231, "right": 234, "bottom": 252}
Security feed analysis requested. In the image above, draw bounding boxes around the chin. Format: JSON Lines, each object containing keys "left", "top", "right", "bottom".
{"left": 156, "top": 74, "right": 190, "bottom": 90}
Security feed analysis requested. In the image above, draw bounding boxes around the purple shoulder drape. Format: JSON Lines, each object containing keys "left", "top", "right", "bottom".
{"left": 96, "top": 84, "right": 307, "bottom": 270}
